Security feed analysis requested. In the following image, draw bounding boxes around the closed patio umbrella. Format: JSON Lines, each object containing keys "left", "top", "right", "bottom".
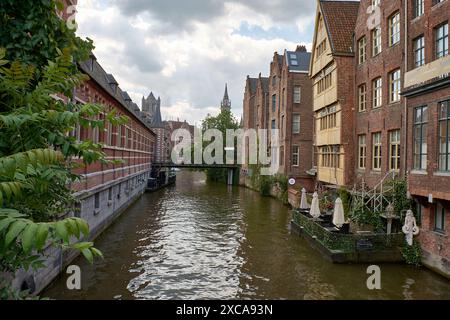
{"left": 309, "top": 192, "right": 321, "bottom": 219}
{"left": 300, "top": 188, "right": 310, "bottom": 210}
{"left": 333, "top": 197, "right": 346, "bottom": 228}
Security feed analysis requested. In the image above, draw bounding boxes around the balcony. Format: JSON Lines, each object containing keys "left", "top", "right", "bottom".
{"left": 404, "top": 55, "right": 450, "bottom": 89}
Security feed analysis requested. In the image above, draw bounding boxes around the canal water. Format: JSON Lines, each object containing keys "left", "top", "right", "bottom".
{"left": 45, "top": 171, "right": 450, "bottom": 300}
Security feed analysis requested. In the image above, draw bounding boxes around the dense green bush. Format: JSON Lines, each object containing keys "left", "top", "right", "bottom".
{"left": 402, "top": 240, "right": 422, "bottom": 267}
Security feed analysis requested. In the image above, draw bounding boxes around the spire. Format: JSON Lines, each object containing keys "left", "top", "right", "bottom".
{"left": 223, "top": 83, "right": 229, "bottom": 100}
{"left": 221, "top": 83, "right": 231, "bottom": 111}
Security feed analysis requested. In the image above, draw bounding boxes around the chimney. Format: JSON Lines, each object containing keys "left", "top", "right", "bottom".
{"left": 296, "top": 45, "right": 307, "bottom": 52}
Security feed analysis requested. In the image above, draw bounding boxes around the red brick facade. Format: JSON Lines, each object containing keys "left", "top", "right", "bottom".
{"left": 354, "top": 0, "right": 405, "bottom": 188}
{"left": 70, "top": 57, "right": 156, "bottom": 193}
{"left": 402, "top": 0, "right": 450, "bottom": 278}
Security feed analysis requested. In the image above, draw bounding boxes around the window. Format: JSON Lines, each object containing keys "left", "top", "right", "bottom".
{"left": 358, "top": 135, "right": 367, "bottom": 169}
{"left": 415, "top": 202, "right": 423, "bottom": 226}
{"left": 358, "top": 37, "right": 367, "bottom": 64}
{"left": 321, "top": 146, "right": 340, "bottom": 168}
{"left": 389, "top": 130, "right": 401, "bottom": 171}
{"left": 319, "top": 105, "right": 338, "bottom": 130}
{"left": 414, "top": 106, "right": 428, "bottom": 170}
{"left": 106, "top": 121, "right": 112, "bottom": 146}
{"left": 413, "top": 0, "right": 424, "bottom": 18}
{"left": 439, "top": 100, "right": 450, "bottom": 171}
{"left": 435, "top": 203, "right": 445, "bottom": 233}
{"left": 317, "top": 73, "right": 332, "bottom": 94}
{"left": 292, "top": 146, "right": 300, "bottom": 166}
{"left": 433, "top": 0, "right": 445, "bottom": 6}
{"left": 281, "top": 115, "right": 285, "bottom": 138}
{"left": 358, "top": 84, "right": 367, "bottom": 112}
{"left": 293, "top": 115, "right": 301, "bottom": 134}
{"left": 436, "top": 23, "right": 449, "bottom": 59}
{"left": 371, "top": 0, "right": 380, "bottom": 6}
{"left": 94, "top": 193, "right": 100, "bottom": 211}
{"left": 280, "top": 146, "right": 285, "bottom": 166}
{"left": 117, "top": 125, "right": 123, "bottom": 148}
{"left": 108, "top": 188, "right": 113, "bottom": 202}
{"left": 389, "top": 69, "right": 401, "bottom": 103}
{"left": 272, "top": 76, "right": 277, "bottom": 87}
{"left": 316, "top": 40, "right": 327, "bottom": 58}
{"left": 272, "top": 94, "right": 276, "bottom": 112}
{"left": 372, "top": 132, "right": 382, "bottom": 171}
{"left": 372, "top": 27, "right": 382, "bottom": 56}
{"left": 373, "top": 77, "right": 382, "bottom": 108}
{"left": 294, "top": 87, "right": 301, "bottom": 104}
{"left": 389, "top": 12, "right": 400, "bottom": 46}
{"left": 414, "top": 36, "right": 425, "bottom": 68}
{"left": 271, "top": 119, "right": 276, "bottom": 130}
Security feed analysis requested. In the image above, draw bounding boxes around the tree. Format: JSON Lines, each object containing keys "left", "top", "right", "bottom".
{"left": 0, "top": 0, "right": 93, "bottom": 77}
{"left": 0, "top": 1, "right": 125, "bottom": 299}
{"left": 201, "top": 110, "right": 239, "bottom": 183}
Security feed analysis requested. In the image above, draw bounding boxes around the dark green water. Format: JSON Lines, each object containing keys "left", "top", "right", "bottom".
{"left": 44, "top": 171, "right": 450, "bottom": 300}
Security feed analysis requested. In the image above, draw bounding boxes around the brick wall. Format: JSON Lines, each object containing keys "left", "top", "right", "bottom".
{"left": 353, "top": 0, "right": 405, "bottom": 188}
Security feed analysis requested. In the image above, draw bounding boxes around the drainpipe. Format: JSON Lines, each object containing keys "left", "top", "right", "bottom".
{"left": 403, "top": 0, "right": 408, "bottom": 180}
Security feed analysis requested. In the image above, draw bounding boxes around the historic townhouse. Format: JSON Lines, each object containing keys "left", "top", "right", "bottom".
{"left": 402, "top": 0, "right": 450, "bottom": 278}
{"left": 255, "top": 74, "right": 270, "bottom": 131}
{"left": 310, "top": 0, "right": 360, "bottom": 187}
{"left": 243, "top": 76, "right": 258, "bottom": 130}
{"left": 278, "top": 46, "right": 314, "bottom": 190}
{"left": 354, "top": 0, "right": 405, "bottom": 188}
{"left": 266, "top": 48, "right": 314, "bottom": 189}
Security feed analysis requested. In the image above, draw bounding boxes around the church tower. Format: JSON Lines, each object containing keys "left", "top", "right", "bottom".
{"left": 221, "top": 83, "right": 231, "bottom": 111}
{"left": 142, "top": 92, "right": 163, "bottom": 127}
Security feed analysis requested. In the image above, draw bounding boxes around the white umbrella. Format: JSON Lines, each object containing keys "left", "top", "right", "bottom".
{"left": 300, "top": 188, "right": 310, "bottom": 210}
{"left": 309, "top": 192, "right": 321, "bottom": 219}
{"left": 333, "top": 197, "right": 346, "bottom": 228}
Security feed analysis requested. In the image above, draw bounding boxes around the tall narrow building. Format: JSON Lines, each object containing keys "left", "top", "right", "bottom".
{"left": 310, "top": 0, "right": 359, "bottom": 187}
{"left": 221, "top": 84, "right": 232, "bottom": 111}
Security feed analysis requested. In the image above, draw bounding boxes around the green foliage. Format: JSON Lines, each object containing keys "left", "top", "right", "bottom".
{"left": 259, "top": 175, "right": 272, "bottom": 197}
{"left": 349, "top": 203, "right": 384, "bottom": 232}
{"left": 0, "top": 7, "right": 128, "bottom": 297}
{"left": 392, "top": 180, "right": 413, "bottom": 217}
{"left": 201, "top": 109, "right": 240, "bottom": 183}
{"left": 402, "top": 240, "right": 422, "bottom": 267}
{"left": 338, "top": 187, "right": 352, "bottom": 218}
{"left": 0, "top": 0, "right": 94, "bottom": 78}
{"left": 274, "top": 174, "right": 288, "bottom": 204}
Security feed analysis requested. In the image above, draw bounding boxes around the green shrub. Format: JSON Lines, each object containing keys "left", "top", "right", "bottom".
{"left": 402, "top": 240, "right": 422, "bottom": 267}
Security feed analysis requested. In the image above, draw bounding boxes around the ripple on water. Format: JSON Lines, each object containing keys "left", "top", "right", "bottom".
{"left": 42, "top": 172, "right": 450, "bottom": 300}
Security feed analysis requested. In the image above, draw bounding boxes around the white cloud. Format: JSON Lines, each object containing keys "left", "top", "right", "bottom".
{"left": 75, "top": 0, "right": 314, "bottom": 124}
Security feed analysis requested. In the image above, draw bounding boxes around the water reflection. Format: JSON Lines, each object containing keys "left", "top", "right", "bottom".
{"left": 44, "top": 171, "right": 450, "bottom": 300}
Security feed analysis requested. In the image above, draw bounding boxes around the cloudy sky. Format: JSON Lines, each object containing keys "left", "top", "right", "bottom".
{"left": 75, "top": 0, "right": 316, "bottom": 125}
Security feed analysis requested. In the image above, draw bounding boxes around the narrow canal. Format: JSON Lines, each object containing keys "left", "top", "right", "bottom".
{"left": 45, "top": 171, "right": 450, "bottom": 300}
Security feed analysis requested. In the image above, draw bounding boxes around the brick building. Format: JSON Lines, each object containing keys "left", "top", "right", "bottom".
{"left": 310, "top": 0, "right": 359, "bottom": 187}
{"left": 268, "top": 47, "right": 315, "bottom": 190}
{"left": 354, "top": 0, "right": 405, "bottom": 188}
{"left": 166, "top": 119, "right": 195, "bottom": 163}
{"left": 255, "top": 75, "right": 270, "bottom": 131}
{"left": 402, "top": 0, "right": 450, "bottom": 278}
{"left": 243, "top": 76, "right": 258, "bottom": 130}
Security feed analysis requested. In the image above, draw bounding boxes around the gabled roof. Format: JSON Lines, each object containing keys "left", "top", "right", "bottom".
{"left": 260, "top": 77, "right": 269, "bottom": 93}
{"left": 248, "top": 77, "right": 258, "bottom": 94}
{"left": 319, "top": 0, "right": 359, "bottom": 56}
{"left": 286, "top": 50, "right": 311, "bottom": 72}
